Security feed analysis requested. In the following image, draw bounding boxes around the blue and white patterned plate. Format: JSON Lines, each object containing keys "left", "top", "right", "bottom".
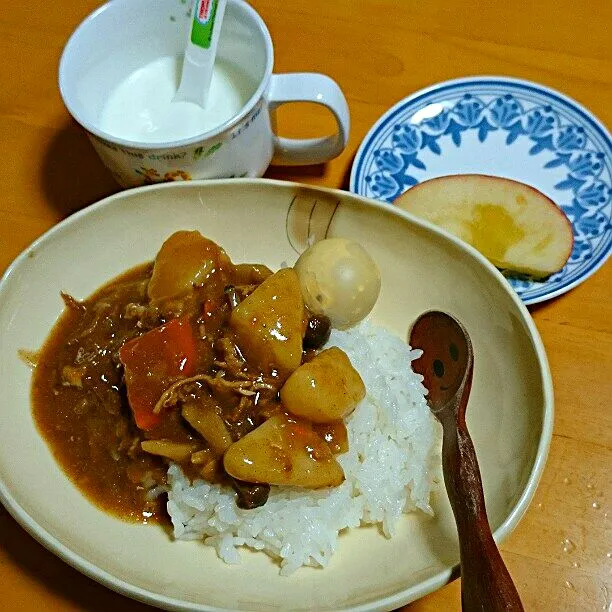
{"left": 350, "top": 77, "right": 611, "bottom": 305}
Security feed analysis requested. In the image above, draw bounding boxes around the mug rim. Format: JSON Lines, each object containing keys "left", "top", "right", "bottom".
{"left": 58, "top": 0, "right": 275, "bottom": 151}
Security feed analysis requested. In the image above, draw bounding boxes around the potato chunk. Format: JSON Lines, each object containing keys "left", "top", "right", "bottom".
{"left": 229, "top": 268, "right": 304, "bottom": 381}
{"left": 148, "top": 230, "right": 231, "bottom": 302}
{"left": 223, "top": 414, "right": 344, "bottom": 488}
{"left": 280, "top": 347, "right": 365, "bottom": 423}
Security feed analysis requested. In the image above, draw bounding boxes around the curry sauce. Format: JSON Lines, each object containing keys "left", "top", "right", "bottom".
{"left": 32, "top": 265, "right": 167, "bottom": 521}
{"left": 31, "top": 232, "right": 354, "bottom": 522}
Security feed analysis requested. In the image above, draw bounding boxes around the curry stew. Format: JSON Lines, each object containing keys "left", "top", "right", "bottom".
{"left": 31, "top": 231, "right": 364, "bottom": 522}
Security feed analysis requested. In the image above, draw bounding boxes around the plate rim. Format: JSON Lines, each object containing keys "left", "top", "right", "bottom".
{"left": 0, "top": 178, "right": 555, "bottom": 611}
{"left": 349, "top": 75, "right": 612, "bottom": 306}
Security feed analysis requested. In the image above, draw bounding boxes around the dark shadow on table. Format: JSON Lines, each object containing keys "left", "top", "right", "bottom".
{"left": 340, "top": 152, "right": 356, "bottom": 191}
{"left": 264, "top": 163, "right": 327, "bottom": 181}
{"left": 40, "top": 120, "right": 120, "bottom": 219}
{"left": 527, "top": 291, "right": 566, "bottom": 316}
{"left": 263, "top": 150, "right": 356, "bottom": 192}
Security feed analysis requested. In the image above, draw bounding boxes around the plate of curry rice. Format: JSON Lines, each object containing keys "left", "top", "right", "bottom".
{"left": 0, "top": 179, "right": 552, "bottom": 611}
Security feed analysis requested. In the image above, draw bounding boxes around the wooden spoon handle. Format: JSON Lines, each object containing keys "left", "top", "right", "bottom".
{"left": 440, "top": 413, "right": 524, "bottom": 611}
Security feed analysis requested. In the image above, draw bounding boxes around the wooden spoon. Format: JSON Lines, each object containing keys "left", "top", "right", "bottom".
{"left": 409, "top": 311, "right": 524, "bottom": 611}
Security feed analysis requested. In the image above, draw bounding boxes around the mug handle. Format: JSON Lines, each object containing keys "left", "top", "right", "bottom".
{"left": 268, "top": 73, "right": 350, "bottom": 166}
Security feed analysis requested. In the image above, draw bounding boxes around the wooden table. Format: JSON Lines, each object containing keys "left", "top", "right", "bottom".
{"left": 1, "top": 0, "right": 610, "bottom": 609}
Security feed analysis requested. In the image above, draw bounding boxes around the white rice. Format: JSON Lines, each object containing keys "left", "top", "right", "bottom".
{"left": 166, "top": 321, "right": 440, "bottom": 575}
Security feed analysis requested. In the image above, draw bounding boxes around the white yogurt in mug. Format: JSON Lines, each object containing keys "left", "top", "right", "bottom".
{"left": 59, "top": 0, "right": 349, "bottom": 187}
{"left": 99, "top": 55, "right": 254, "bottom": 143}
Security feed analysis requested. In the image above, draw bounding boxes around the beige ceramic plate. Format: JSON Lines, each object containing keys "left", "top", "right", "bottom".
{"left": 0, "top": 179, "right": 553, "bottom": 611}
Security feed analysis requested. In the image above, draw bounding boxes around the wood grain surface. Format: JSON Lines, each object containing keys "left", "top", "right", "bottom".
{"left": 1, "top": 0, "right": 610, "bottom": 610}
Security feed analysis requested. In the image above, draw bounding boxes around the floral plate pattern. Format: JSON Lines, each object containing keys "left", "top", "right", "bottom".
{"left": 350, "top": 77, "right": 611, "bottom": 305}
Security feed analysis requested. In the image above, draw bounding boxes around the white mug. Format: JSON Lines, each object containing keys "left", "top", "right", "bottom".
{"left": 59, "top": 0, "right": 350, "bottom": 187}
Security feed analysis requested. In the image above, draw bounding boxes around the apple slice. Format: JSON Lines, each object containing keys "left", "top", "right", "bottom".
{"left": 394, "top": 174, "right": 573, "bottom": 279}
